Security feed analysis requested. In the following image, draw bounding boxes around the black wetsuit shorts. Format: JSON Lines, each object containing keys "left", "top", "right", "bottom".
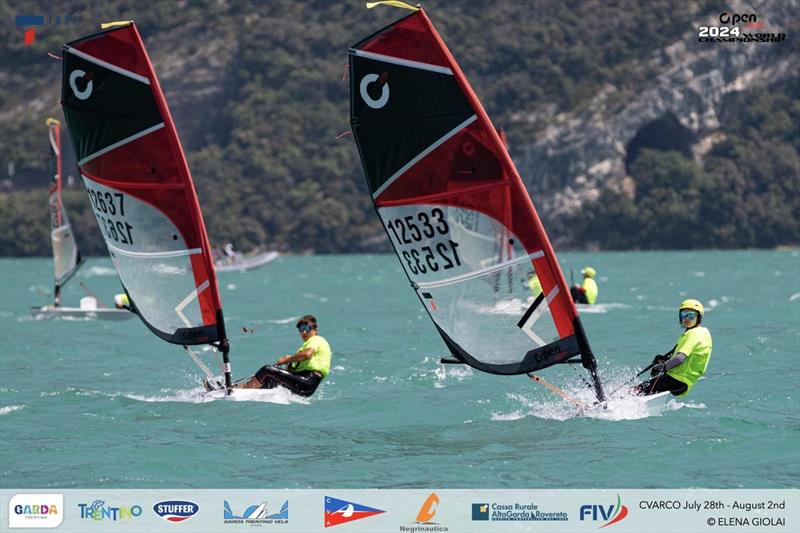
{"left": 255, "top": 365, "right": 322, "bottom": 397}
{"left": 570, "top": 286, "right": 589, "bottom": 304}
{"left": 635, "top": 374, "right": 688, "bottom": 396}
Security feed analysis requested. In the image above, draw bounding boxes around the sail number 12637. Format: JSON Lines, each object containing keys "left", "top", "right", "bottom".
{"left": 386, "top": 208, "right": 462, "bottom": 275}
{"left": 86, "top": 187, "right": 134, "bottom": 245}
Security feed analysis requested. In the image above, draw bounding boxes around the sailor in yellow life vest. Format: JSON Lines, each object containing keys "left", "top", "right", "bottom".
{"left": 527, "top": 271, "right": 542, "bottom": 298}
{"left": 635, "top": 299, "right": 712, "bottom": 396}
{"left": 114, "top": 293, "right": 129, "bottom": 309}
{"left": 207, "top": 315, "right": 331, "bottom": 397}
{"left": 570, "top": 266, "right": 598, "bottom": 304}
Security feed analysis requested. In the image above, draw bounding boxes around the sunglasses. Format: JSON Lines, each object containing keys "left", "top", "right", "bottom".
{"left": 679, "top": 310, "right": 699, "bottom": 320}
{"left": 297, "top": 324, "right": 314, "bottom": 333}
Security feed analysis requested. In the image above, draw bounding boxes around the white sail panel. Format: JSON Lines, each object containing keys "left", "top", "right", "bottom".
{"left": 378, "top": 204, "right": 559, "bottom": 366}
{"left": 82, "top": 177, "right": 208, "bottom": 336}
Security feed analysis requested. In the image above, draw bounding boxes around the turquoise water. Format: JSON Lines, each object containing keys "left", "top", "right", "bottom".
{"left": 1, "top": 251, "right": 798, "bottom": 489}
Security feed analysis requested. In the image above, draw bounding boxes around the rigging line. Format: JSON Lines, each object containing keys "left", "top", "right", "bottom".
{"left": 183, "top": 346, "right": 215, "bottom": 380}
{"left": 528, "top": 373, "right": 585, "bottom": 409}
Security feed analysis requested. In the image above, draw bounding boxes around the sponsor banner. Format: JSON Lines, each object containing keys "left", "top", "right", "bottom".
{"left": 7, "top": 494, "right": 63, "bottom": 529}
{"left": 1, "top": 489, "right": 798, "bottom": 532}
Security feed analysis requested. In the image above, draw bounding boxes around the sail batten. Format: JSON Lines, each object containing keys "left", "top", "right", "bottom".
{"left": 350, "top": 6, "right": 604, "bottom": 397}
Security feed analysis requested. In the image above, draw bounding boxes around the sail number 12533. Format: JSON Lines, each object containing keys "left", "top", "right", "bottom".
{"left": 386, "top": 208, "right": 462, "bottom": 275}
{"left": 86, "top": 187, "right": 134, "bottom": 245}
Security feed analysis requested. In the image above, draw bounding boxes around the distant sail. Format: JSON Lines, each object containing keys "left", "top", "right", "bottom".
{"left": 350, "top": 7, "right": 604, "bottom": 399}
{"left": 47, "top": 118, "right": 82, "bottom": 292}
{"left": 60, "top": 22, "right": 226, "bottom": 350}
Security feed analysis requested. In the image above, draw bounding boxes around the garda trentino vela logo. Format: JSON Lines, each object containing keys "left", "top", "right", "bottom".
{"left": 152, "top": 500, "right": 199, "bottom": 522}
{"left": 401, "top": 492, "right": 448, "bottom": 532}
{"left": 224, "top": 499, "right": 289, "bottom": 524}
{"left": 324, "top": 496, "right": 385, "bottom": 527}
{"left": 580, "top": 494, "right": 629, "bottom": 528}
{"left": 8, "top": 494, "right": 63, "bottom": 528}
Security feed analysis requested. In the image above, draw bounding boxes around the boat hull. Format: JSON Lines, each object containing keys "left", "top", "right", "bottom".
{"left": 215, "top": 251, "right": 279, "bottom": 273}
{"left": 30, "top": 306, "right": 134, "bottom": 321}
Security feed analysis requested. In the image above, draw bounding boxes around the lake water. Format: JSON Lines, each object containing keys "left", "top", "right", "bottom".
{"left": 1, "top": 251, "right": 798, "bottom": 489}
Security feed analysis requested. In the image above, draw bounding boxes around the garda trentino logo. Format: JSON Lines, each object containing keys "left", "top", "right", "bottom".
{"left": 8, "top": 494, "right": 63, "bottom": 528}
{"left": 580, "top": 494, "right": 629, "bottom": 528}
{"left": 324, "top": 496, "right": 385, "bottom": 527}
{"left": 78, "top": 499, "right": 142, "bottom": 521}
{"left": 153, "top": 500, "right": 199, "bottom": 522}
{"left": 224, "top": 499, "right": 289, "bottom": 525}
{"left": 401, "top": 493, "right": 448, "bottom": 532}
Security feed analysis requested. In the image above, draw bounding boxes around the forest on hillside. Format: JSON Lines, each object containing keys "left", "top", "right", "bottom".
{"left": 0, "top": 0, "right": 797, "bottom": 256}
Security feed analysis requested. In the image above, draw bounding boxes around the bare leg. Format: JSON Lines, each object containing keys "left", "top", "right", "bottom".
{"left": 234, "top": 376, "right": 263, "bottom": 389}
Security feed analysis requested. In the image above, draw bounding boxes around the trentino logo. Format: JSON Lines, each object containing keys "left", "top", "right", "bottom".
{"left": 153, "top": 500, "right": 199, "bottom": 522}
{"left": 324, "top": 496, "right": 385, "bottom": 528}
{"left": 580, "top": 494, "right": 629, "bottom": 528}
{"left": 401, "top": 492, "right": 448, "bottom": 532}
{"left": 224, "top": 500, "right": 289, "bottom": 524}
{"left": 78, "top": 499, "right": 142, "bottom": 521}
{"left": 8, "top": 494, "right": 63, "bottom": 528}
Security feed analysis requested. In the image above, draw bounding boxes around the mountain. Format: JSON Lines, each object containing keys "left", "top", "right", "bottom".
{"left": 1, "top": 0, "right": 797, "bottom": 256}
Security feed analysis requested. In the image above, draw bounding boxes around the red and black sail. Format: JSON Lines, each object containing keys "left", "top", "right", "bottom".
{"left": 61, "top": 22, "right": 225, "bottom": 349}
{"left": 350, "top": 7, "right": 604, "bottom": 399}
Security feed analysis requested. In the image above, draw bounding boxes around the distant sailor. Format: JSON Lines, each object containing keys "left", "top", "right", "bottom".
{"left": 635, "top": 299, "right": 712, "bottom": 397}
{"left": 113, "top": 293, "right": 129, "bottom": 309}
{"left": 527, "top": 271, "right": 542, "bottom": 298}
{"left": 208, "top": 315, "right": 331, "bottom": 397}
{"left": 570, "top": 266, "right": 598, "bottom": 304}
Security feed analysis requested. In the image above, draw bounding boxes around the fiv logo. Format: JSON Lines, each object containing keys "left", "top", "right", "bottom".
{"left": 580, "top": 494, "right": 628, "bottom": 528}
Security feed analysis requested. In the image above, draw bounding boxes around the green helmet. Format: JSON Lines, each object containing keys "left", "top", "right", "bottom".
{"left": 581, "top": 266, "right": 596, "bottom": 279}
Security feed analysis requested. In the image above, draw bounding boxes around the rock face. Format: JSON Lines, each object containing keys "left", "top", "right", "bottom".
{"left": 511, "top": 0, "right": 797, "bottom": 224}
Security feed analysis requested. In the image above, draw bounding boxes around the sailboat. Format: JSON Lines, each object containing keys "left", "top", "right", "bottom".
{"left": 214, "top": 248, "right": 279, "bottom": 273}
{"left": 349, "top": 3, "right": 605, "bottom": 405}
{"left": 60, "top": 21, "right": 233, "bottom": 394}
{"left": 30, "top": 118, "right": 132, "bottom": 321}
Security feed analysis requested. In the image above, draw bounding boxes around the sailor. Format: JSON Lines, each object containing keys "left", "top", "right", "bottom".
{"left": 527, "top": 271, "right": 542, "bottom": 298}
{"left": 210, "top": 315, "right": 331, "bottom": 397}
{"left": 635, "top": 299, "right": 712, "bottom": 396}
{"left": 570, "top": 266, "right": 598, "bottom": 304}
{"left": 113, "top": 293, "right": 129, "bottom": 310}
{"left": 223, "top": 242, "right": 236, "bottom": 258}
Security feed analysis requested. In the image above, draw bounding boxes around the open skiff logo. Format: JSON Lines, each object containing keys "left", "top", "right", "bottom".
{"left": 401, "top": 492, "right": 448, "bottom": 531}
{"left": 580, "top": 494, "right": 628, "bottom": 528}
{"left": 8, "top": 494, "right": 63, "bottom": 528}
{"left": 152, "top": 500, "right": 199, "bottom": 522}
{"left": 324, "top": 496, "right": 385, "bottom": 527}
{"left": 360, "top": 73, "right": 390, "bottom": 109}
{"left": 69, "top": 69, "right": 93, "bottom": 100}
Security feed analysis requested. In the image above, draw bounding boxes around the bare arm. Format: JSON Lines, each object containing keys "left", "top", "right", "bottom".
{"left": 278, "top": 347, "right": 314, "bottom": 365}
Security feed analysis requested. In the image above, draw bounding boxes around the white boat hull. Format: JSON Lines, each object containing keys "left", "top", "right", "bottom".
{"left": 215, "top": 251, "right": 279, "bottom": 273}
{"left": 30, "top": 306, "right": 134, "bottom": 321}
